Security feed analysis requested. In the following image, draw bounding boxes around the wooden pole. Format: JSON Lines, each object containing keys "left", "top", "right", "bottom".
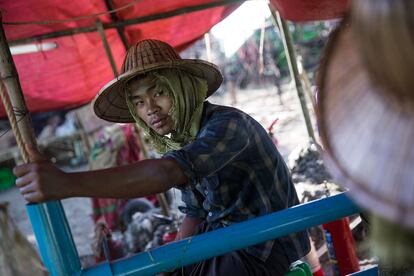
{"left": 0, "top": 82, "right": 29, "bottom": 162}
{"left": 204, "top": 33, "right": 212, "bottom": 62}
{"left": 9, "top": 0, "right": 243, "bottom": 46}
{"left": 0, "top": 26, "right": 39, "bottom": 161}
{"left": 96, "top": 19, "right": 119, "bottom": 76}
{"left": 259, "top": 19, "right": 266, "bottom": 74}
{"left": 269, "top": 6, "right": 316, "bottom": 141}
{"left": 104, "top": 0, "right": 130, "bottom": 49}
{"left": 0, "top": 14, "right": 81, "bottom": 275}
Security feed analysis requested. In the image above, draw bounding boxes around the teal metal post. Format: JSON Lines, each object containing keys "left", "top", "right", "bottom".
{"left": 81, "top": 193, "right": 360, "bottom": 276}
{"left": 27, "top": 202, "right": 81, "bottom": 276}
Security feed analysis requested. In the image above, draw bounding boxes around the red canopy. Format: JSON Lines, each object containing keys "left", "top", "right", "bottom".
{"left": 270, "top": 0, "right": 349, "bottom": 21}
{"left": 0, "top": 0, "right": 348, "bottom": 118}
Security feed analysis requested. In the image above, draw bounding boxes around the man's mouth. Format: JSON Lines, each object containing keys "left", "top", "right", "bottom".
{"left": 151, "top": 117, "right": 167, "bottom": 129}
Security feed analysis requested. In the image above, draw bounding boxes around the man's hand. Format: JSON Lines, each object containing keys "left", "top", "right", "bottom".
{"left": 13, "top": 161, "right": 73, "bottom": 203}
{"left": 13, "top": 158, "right": 187, "bottom": 203}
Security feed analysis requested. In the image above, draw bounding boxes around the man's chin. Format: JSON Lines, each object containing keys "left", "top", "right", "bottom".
{"left": 154, "top": 128, "right": 173, "bottom": 136}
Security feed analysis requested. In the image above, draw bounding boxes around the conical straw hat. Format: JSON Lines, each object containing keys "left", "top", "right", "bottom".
{"left": 94, "top": 39, "right": 223, "bottom": 123}
{"left": 317, "top": 19, "right": 414, "bottom": 228}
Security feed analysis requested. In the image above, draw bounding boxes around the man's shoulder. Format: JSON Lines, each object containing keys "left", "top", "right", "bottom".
{"left": 203, "top": 102, "right": 247, "bottom": 121}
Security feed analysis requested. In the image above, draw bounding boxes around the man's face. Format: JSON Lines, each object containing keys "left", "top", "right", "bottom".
{"left": 128, "top": 75, "right": 174, "bottom": 135}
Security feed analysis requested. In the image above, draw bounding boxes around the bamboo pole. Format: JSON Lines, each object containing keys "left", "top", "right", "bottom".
{"left": 9, "top": 0, "right": 243, "bottom": 46}
{"left": 0, "top": 32, "right": 38, "bottom": 161}
{"left": 299, "top": 63, "right": 317, "bottom": 109}
{"left": 259, "top": 18, "right": 266, "bottom": 74}
{"left": 269, "top": 6, "right": 316, "bottom": 141}
{"left": 96, "top": 19, "right": 119, "bottom": 76}
{"left": 106, "top": 4, "right": 158, "bottom": 206}
{"left": 204, "top": 32, "right": 212, "bottom": 62}
{"left": 0, "top": 14, "right": 81, "bottom": 275}
{"left": 74, "top": 112, "right": 92, "bottom": 154}
{"left": 104, "top": 0, "right": 130, "bottom": 49}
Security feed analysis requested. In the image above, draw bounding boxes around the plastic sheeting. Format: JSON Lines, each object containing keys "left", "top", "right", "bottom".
{"left": 0, "top": 0, "right": 348, "bottom": 117}
{"left": 0, "top": 0, "right": 238, "bottom": 117}
{"left": 270, "top": 0, "right": 348, "bottom": 21}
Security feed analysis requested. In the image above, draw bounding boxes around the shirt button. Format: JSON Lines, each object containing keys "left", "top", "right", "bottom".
{"left": 208, "top": 212, "right": 213, "bottom": 216}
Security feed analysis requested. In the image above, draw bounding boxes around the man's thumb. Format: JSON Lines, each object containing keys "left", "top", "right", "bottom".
{"left": 26, "top": 145, "right": 48, "bottom": 162}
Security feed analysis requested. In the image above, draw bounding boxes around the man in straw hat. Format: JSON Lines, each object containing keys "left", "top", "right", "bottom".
{"left": 14, "top": 39, "right": 309, "bottom": 275}
{"left": 317, "top": 0, "right": 413, "bottom": 273}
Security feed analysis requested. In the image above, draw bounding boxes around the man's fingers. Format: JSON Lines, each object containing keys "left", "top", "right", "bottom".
{"left": 13, "top": 161, "right": 49, "bottom": 177}
{"left": 19, "top": 183, "right": 46, "bottom": 203}
{"left": 13, "top": 163, "right": 33, "bottom": 177}
{"left": 19, "top": 183, "right": 37, "bottom": 195}
{"left": 15, "top": 174, "right": 33, "bottom": 187}
{"left": 22, "top": 192, "right": 41, "bottom": 203}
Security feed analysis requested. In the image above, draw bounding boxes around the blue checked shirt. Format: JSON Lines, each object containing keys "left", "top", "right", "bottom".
{"left": 163, "top": 102, "right": 310, "bottom": 262}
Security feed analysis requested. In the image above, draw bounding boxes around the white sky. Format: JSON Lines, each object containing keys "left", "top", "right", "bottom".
{"left": 211, "top": 0, "right": 271, "bottom": 57}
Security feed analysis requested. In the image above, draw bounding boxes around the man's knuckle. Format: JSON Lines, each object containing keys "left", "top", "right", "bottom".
{"left": 33, "top": 174, "right": 41, "bottom": 183}
{"left": 38, "top": 193, "right": 45, "bottom": 201}
{"left": 32, "top": 163, "right": 40, "bottom": 172}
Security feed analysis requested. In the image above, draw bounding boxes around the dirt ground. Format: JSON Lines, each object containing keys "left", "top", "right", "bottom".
{"left": 0, "top": 167, "right": 95, "bottom": 257}
{"left": 0, "top": 82, "right": 317, "bottom": 259}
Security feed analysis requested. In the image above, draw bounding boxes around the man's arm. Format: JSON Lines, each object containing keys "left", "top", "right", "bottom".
{"left": 13, "top": 158, "right": 187, "bottom": 203}
{"left": 175, "top": 216, "right": 203, "bottom": 240}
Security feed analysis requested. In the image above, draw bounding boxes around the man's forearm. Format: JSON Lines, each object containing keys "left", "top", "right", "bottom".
{"left": 67, "top": 158, "right": 186, "bottom": 199}
{"left": 176, "top": 216, "right": 203, "bottom": 240}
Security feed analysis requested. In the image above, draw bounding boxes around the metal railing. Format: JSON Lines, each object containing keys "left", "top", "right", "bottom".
{"left": 28, "top": 192, "right": 362, "bottom": 275}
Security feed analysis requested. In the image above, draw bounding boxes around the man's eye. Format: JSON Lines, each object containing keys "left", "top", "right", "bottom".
{"left": 134, "top": 100, "right": 144, "bottom": 106}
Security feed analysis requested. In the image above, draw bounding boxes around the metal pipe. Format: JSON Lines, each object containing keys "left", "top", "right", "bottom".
{"left": 27, "top": 202, "right": 81, "bottom": 276}
{"left": 81, "top": 193, "right": 360, "bottom": 276}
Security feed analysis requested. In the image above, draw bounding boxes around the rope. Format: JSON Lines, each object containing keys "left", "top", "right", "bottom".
{"left": 0, "top": 80, "right": 29, "bottom": 162}
{"left": 0, "top": 116, "right": 24, "bottom": 138}
{"left": 3, "top": 0, "right": 142, "bottom": 26}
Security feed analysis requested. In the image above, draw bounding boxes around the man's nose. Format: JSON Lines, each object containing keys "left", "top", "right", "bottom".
{"left": 146, "top": 99, "right": 159, "bottom": 115}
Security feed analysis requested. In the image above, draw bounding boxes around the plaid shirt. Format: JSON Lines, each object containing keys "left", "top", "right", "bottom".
{"left": 163, "top": 102, "right": 310, "bottom": 262}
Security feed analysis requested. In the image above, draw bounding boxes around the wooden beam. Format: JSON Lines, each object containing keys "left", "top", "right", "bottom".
{"left": 104, "top": 0, "right": 129, "bottom": 49}
{"left": 96, "top": 19, "right": 119, "bottom": 76}
{"left": 9, "top": 0, "right": 243, "bottom": 46}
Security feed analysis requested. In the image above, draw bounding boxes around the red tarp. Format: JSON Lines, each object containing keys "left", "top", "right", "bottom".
{"left": 0, "top": 0, "right": 239, "bottom": 117}
{"left": 270, "top": 0, "right": 349, "bottom": 21}
{"left": 0, "top": 0, "right": 348, "bottom": 118}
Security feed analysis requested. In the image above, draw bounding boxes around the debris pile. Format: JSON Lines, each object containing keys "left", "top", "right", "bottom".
{"left": 289, "top": 141, "right": 333, "bottom": 185}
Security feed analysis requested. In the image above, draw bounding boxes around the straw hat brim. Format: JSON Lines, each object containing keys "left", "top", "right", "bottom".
{"left": 317, "top": 21, "right": 414, "bottom": 228}
{"left": 93, "top": 59, "right": 223, "bottom": 123}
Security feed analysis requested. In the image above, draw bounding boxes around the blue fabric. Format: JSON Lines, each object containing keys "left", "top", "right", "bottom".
{"left": 163, "top": 102, "right": 310, "bottom": 262}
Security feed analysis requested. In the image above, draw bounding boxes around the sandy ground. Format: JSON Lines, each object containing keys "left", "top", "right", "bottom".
{"left": 0, "top": 83, "right": 317, "bottom": 259}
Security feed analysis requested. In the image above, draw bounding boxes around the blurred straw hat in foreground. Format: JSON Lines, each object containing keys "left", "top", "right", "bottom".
{"left": 317, "top": 0, "right": 414, "bottom": 229}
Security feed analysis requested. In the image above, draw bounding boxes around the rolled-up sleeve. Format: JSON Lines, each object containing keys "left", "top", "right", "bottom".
{"left": 178, "top": 188, "right": 208, "bottom": 218}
